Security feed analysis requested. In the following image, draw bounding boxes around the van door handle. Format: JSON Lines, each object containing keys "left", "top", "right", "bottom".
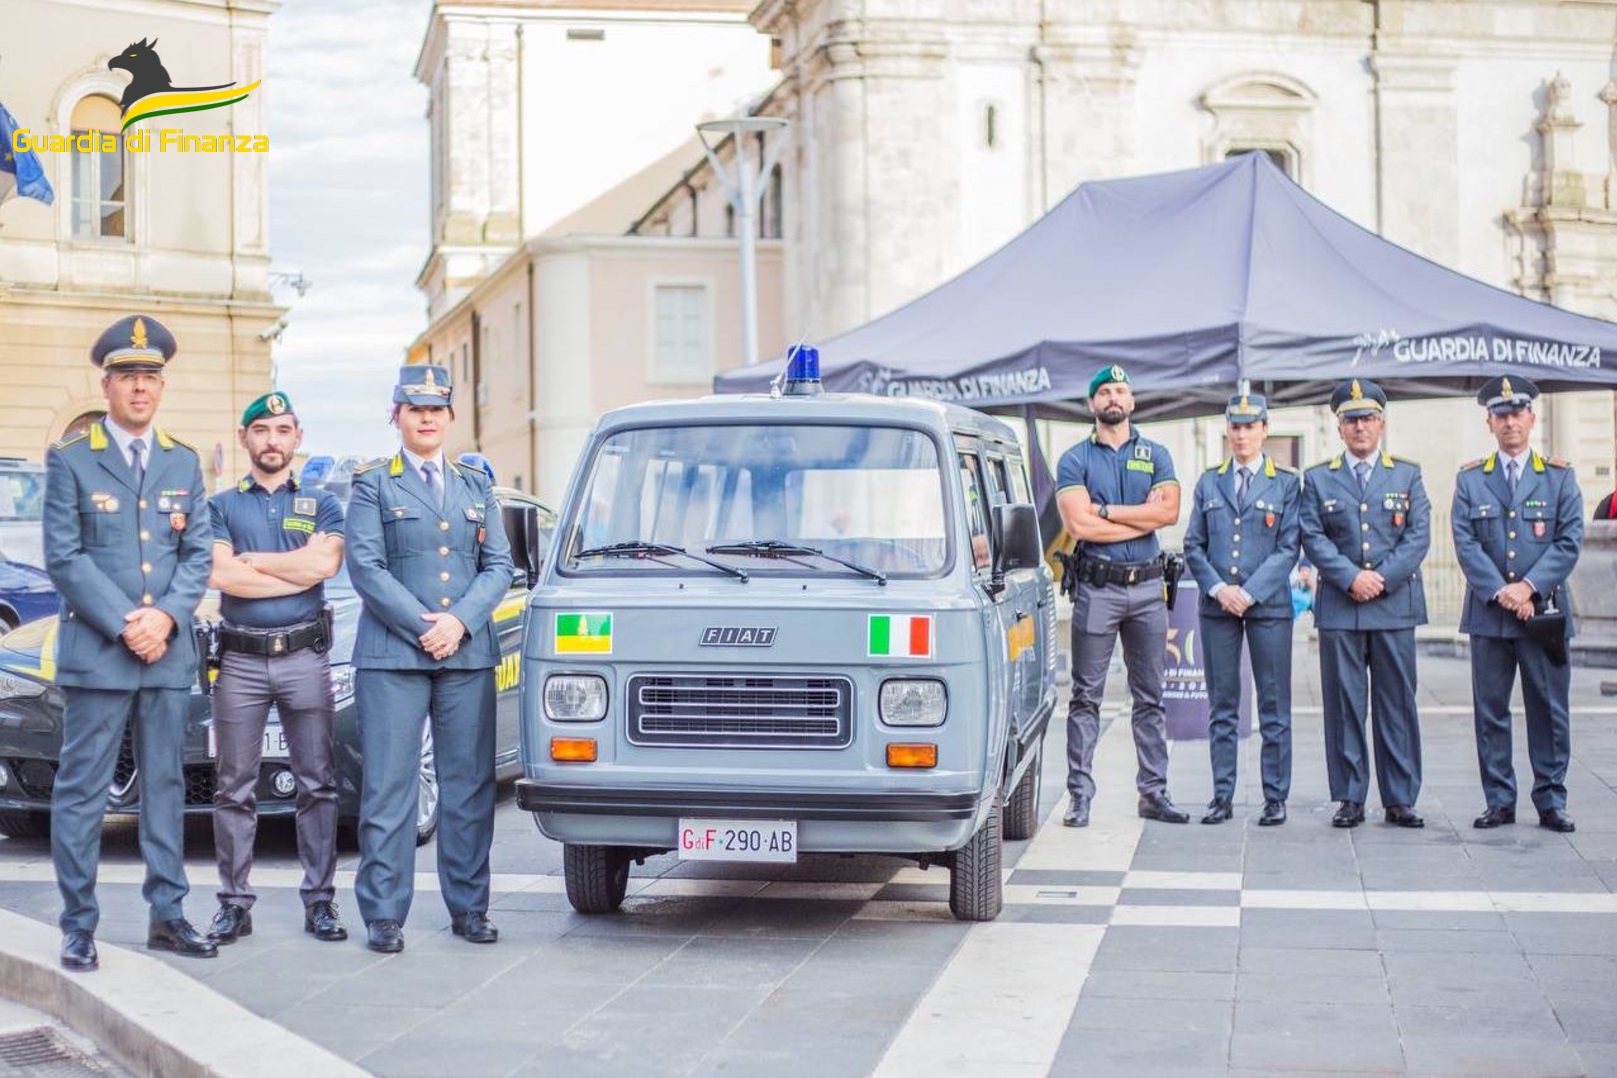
{"left": 1014, "top": 609, "right": 1027, "bottom": 620}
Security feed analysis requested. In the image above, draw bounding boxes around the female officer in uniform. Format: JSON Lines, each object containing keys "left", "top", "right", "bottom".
{"left": 345, "top": 367, "right": 513, "bottom": 953}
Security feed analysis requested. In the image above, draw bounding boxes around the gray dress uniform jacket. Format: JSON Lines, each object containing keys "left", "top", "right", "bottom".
{"left": 1184, "top": 456, "right": 1303, "bottom": 620}
{"left": 1300, "top": 452, "right": 1430, "bottom": 631}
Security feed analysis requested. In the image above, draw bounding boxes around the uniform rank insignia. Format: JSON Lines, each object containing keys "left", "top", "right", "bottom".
{"left": 294, "top": 497, "right": 317, "bottom": 517}
{"left": 464, "top": 507, "right": 479, "bottom": 521}
{"left": 1133, "top": 444, "right": 1152, "bottom": 461}
{"left": 170, "top": 511, "right": 187, "bottom": 531}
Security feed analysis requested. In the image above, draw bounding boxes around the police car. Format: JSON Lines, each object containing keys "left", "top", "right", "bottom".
{"left": 518, "top": 350, "right": 1058, "bottom": 921}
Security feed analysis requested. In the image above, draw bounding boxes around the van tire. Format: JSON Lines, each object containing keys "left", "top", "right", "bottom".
{"left": 1003, "top": 743, "right": 1042, "bottom": 841}
{"left": 0, "top": 810, "right": 50, "bottom": 840}
{"left": 949, "top": 796, "right": 1003, "bottom": 922}
{"left": 563, "top": 843, "right": 630, "bottom": 914}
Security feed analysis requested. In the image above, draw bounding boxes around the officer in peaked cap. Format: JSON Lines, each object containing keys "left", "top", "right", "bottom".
{"left": 44, "top": 314, "right": 217, "bottom": 971}
{"left": 203, "top": 391, "right": 349, "bottom": 947}
{"left": 1451, "top": 374, "right": 1583, "bottom": 833}
{"left": 1183, "top": 391, "right": 1302, "bottom": 826}
{"left": 1300, "top": 378, "right": 1431, "bottom": 829}
{"left": 344, "top": 365, "right": 513, "bottom": 953}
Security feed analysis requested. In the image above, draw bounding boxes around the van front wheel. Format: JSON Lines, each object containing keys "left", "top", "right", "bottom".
{"left": 949, "top": 796, "right": 1004, "bottom": 922}
{"left": 563, "top": 843, "right": 630, "bottom": 914}
{"left": 1002, "top": 743, "right": 1042, "bottom": 841}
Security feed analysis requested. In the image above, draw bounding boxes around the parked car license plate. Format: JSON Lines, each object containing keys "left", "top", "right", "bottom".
{"left": 677, "top": 818, "right": 797, "bottom": 863}
{"left": 207, "top": 719, "right": 290, "bottom": 760}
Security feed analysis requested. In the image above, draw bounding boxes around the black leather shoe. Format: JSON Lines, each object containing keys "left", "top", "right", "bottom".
{"left": 1258, "top": 800, "right": 1287, "bottom": 827}
{"left": 1138, "top": 792, "right": 1190, "bottom": 824}
{"left": 1538, "top": 808, "right": 1576, "bottom": 833}
{"left": 1332, "top": 801, "right": 1365, "bottom": 828}
{"left": 366, "top": 919, "right": 404, "bottom": 954}
{"left": 206, "top": 903, "right": 252, "bottom": 944}
{"left": 60, "top": 930, "right": 97, "bottom": 972}
{"left": 1384, "top": 805, "right": 1425, "bottom": 829}
{"left": 305, "top": 901, "right": 348, "bottom": 942}
{"left": 1200, "top": 797, "right": 1233, "bottom": 825}
{"left": 450, "top": 912, "right": 499, "bottom": 944}
{"left": 1473, "top": 805, "right": 1515, "bottom": 829}
{"left": 148, "top": 919, "right": 219, "bottom": 959}
{"left": 1062, "top": 797, "right": 1090, "bottom": 828}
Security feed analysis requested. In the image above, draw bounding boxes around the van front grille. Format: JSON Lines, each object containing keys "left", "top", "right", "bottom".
{"left": 627, "top": 674, "right": 852, "bottom": 749}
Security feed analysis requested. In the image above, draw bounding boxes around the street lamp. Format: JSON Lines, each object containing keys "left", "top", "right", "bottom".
{"left": 696, "top": 116, "right": 788, "bottom": 370}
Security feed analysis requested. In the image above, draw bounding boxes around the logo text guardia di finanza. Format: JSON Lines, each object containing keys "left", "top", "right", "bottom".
{"left": 11, "top": 38, "right": 265, "bottom": 155}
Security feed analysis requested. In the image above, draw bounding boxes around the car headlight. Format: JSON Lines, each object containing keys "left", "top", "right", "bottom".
{"left": 329, "top": 664, "right": 356, "bottom": 706}
{"left": 880, "top": 679, "right": 947, "bottom": 727}
{"left": 544, "top": 674, "right": 608, "bottom": 721}
{"left": 0, "top": 671, "right": 47, "bottom": 699}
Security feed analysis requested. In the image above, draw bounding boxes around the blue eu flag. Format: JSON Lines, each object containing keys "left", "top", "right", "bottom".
{"left": 0, "top": 98, "right": 55, "bottom": 206}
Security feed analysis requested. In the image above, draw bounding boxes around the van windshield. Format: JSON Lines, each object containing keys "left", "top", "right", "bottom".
{"left": 565, "top": 423, "right": 950, "bottom": 576}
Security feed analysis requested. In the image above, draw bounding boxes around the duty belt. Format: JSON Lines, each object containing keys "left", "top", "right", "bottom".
{"left": 1076, "top": 556, "right": 1165, "bottom": 587}
{"left": 217, "top": 618, "right": 327, "bottom": 657}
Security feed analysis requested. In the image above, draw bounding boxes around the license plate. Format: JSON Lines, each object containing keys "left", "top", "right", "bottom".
{"left": 677, "top": 818, "right": 797, "bottom": 863}
{"left": 207, "top": 720, "right": 290, "bottom": 760}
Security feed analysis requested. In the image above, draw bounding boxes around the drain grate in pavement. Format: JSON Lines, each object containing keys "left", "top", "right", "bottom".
{"left": 0, "top": 1027, "right": 122, "bottom": 1077}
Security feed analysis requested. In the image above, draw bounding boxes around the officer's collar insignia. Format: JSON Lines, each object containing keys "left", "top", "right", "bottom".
{"left": 155, "top": 429, "right": 176, "bottom": 450}
{"left": 1531, "top": 451, "right": 1545, "bottom": 473}
{"left": 1217, "top": 459, "right": 1231, "bottom": 475}
{"left": 237, "top": 478, "right": 251, "bottom": 492}
{"left": 1263, "top": 457, "right": 1276, "bottom": 478}
{"left": 1482, "top": 452, "right": 1498, "bottom": 473}
{"left": 131, "top": 318, "right": 148, "bottom": 351}
{"left": 88, "top": 423, "right": 109, "bottom": 451}
{"left": 1381, "top": 451, "right": 1394, "bottom": 468}
{"left": 388, "top": 454, "right": 405, "bottom": 477}
{"left": 1327, "top": 454, "right": 1342, "bottom": 470}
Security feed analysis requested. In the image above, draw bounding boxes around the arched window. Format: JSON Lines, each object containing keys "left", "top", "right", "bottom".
{"left": 70, "top": 95, "right": 128, "bottom": 241}
{"left": 1199, "top": 73, "right": 1317, "bottom": 186}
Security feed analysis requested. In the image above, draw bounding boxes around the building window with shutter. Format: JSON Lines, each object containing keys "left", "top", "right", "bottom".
{"left": 70, "top": 95, "right": 128, "bottom": 241}
{"left": 652, "top": 283, "right": 711, "bottom": 384}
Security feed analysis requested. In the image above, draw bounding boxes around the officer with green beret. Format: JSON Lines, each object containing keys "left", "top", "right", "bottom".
{"left": 1056, "top": 364, "right": 1189, "bottom": 827}
{"left": 203, "top": 391, "right": 349, "bottom": 946}
{"left": 44, "top": 314, "right": 216, "bottom": 970}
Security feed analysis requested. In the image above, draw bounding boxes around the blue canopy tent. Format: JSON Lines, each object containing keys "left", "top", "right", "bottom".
{"left": 715, "top": 153, "right": 1617, "bottom": 426}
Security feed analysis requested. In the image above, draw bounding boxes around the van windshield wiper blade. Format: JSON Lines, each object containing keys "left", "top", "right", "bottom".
{"left": 574, "top": 541, "right": 748, "bottom": 582}
{"left": 706, "top": 540, "right": 886, "bottom": 585}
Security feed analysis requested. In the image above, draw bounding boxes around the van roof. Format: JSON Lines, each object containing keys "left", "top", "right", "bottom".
{"left": 595, "top": 392, "right": 1023, "bottom": 448}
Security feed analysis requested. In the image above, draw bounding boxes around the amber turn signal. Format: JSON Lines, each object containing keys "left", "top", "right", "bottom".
{"left": 886, "top": 743, "right": 938, "bottom": 769}
{"left": 550, "top": 737, "right": 598, "bottom": 763}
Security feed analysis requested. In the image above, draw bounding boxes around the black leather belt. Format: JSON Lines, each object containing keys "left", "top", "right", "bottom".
{"left": 218, "top": 619, "right": 326, "bottom": 657}
{"left": 1077, "top": 556, "right": 1165, "bottom": 587}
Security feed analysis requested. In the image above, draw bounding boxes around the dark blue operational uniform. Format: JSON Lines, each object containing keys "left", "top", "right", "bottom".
{"left": 1182, "top": 394, "right": 1301, "bottom": 825}
{"left": 206, "top": 391, "right": 348, "bottom": 943}
{"left": 42, "top": 315, "right": 216, "bottom": 970}
{"left": 1056, "top": 365, "right": 1180, "bottom": 823}
{"left": 345, "top": 366, "right": 514, "bottom": 951}
{"left": 1451, "top": 375, "right": 1583, "bottom": 833}
{"left": 1300, "top": 379, "right": 1430, "bottom": 828}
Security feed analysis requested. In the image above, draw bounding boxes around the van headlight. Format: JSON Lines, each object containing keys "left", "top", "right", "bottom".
{"left": 880, "top": 679, "right": 947, "bottom": 727}
{"left": 544, "top": 674, "right": 608, "bottom": 721}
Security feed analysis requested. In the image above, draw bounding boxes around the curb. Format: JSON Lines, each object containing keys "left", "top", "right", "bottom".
{"left": 0, "top": 908, "right": 370, "bottom": 1078}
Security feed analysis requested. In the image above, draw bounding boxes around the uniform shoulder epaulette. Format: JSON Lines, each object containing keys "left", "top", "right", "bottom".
{"left": 1273, "top": 462, "right": 1299, "bottom": 475}
{"left": 1305, "top": 457, "right": 1336, "bottom": 472}
{"left": 1547, "top": 456, "right": 1572, "bottom": 469}
{"left": 156, "top": 429, "right": 196, "bottom": 453}
{"left": 352, "top": 456, "right": 389, "bottom": 476}
{"left": 1202, "top": 462, "right": 1223, "bottom": 473}
{"left": 1459, "top": 458, "right": 1484, "bottom": 471}
{"left": 1390, "top": 455, "right": 1419, "bottom": 467}
{"left": 50, "top": 431, "right": 89, "bottom": 451}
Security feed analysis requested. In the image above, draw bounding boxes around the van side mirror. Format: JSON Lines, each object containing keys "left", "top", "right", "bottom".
{"left": 992, "top": 503, "right": 1043, "bottom": 576}
{"left": 501, "top": 502, "right": 543, "bottom": 589}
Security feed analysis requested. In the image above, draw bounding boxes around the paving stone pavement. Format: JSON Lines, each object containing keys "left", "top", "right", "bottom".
{"left": 0, "top": 638, "right": 1613, "bottom": 1077}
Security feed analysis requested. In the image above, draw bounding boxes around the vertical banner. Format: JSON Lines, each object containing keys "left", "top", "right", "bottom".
{"left": 1162, "top": 580, "right": 1253, "bottom": 741}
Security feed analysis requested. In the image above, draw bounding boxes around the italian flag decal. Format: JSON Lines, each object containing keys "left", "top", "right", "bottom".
{"left": 868, "top": 614, "right": 933, "bottom": 659}
{"left": 555, "top": 612, "right": 613, "bottom": 655}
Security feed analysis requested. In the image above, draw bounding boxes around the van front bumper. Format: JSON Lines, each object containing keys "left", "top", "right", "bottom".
{"left": 516, "top": 780, "right": 978, "bottom": 821}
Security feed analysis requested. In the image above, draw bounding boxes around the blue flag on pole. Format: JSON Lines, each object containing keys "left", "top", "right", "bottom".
{"left": 0, "top": 98, "right": 55, "bottom": 206}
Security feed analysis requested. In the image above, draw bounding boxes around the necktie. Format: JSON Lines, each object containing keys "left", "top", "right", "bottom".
{"left": 1354, "top": 460, "right": 1371, "bottom": 491}
{"left": 1507, "top": 459, "right": 1520, "bottom": 495}
{"left": 129, "top": 437, "right": 146, "bottom": 489}
{"left": 422, "top": 460, "right": 443, "bottom": 507}
{"left": 1236, "top": 466, "right": 1251, "bottom": 506}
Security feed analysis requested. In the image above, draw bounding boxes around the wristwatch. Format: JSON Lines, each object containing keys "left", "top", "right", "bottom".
{"left": 1096, "top": 504, "right": 1110, "bottom": 520}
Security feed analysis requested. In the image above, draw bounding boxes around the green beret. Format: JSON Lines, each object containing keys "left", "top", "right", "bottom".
{"left": 241, "top": 391, "right": 295, "bottom": 428}
{"left": 1087, "top": 364, "right": 1131, "bottom": 399}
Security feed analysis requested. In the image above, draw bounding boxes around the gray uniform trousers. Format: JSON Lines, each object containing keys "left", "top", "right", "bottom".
{"left": 354, "top": 667, "right": 496, "bottom": 925}
{"left": 1470, "top": 635, "right": 1572, "bottom": 813}
{"left": 1202, "top": 614, "right": 1293, "bottom": 802}
{"left": 1318, "top": 628, "right": 1422, "bottom": 808}
{"left": 1066, "top": 577, "right": 1170, "bottom": 800}
{"left": 54, "top": 688, "right": 189, "bottom": 933}
{"left": 211, "top": 647, "right": 339, "bottom": 908}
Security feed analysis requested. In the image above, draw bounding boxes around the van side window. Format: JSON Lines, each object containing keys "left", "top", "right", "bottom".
{"left": 957, "top": 450, "right": 993, "bottom": 572}
{"left": 1008, "top": 457, "right": 1032, "bottom": 506}
{"left": 987, "top": 456, "right": 1011, "bottom": 508}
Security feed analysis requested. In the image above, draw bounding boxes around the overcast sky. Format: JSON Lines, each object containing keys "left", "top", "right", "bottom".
{"left": 266, "top": 0, "right": 430, "bottom": 457}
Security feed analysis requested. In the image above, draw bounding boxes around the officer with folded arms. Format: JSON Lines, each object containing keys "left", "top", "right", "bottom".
{"left": 1300, "top": 379, "right": 1430, "bottom": 829}
{"left": 1183, "top": 392, "right": 1302, "bottom": 826}
{"left": 204, "top": 391, "right": 348, "bottom": 945}
{"left": 1056, "top": 364, "right": 1188, "bottom": 827}
{"left": 43, "top": 315, "right": 215, "bottom": 970}
{"left": 1451, "top": 375, "right": 1583, "bottom": 833}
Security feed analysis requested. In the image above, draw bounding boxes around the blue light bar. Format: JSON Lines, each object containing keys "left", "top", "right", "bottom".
{"left": 784, "top": 344, "right": 822, "bottom": 395}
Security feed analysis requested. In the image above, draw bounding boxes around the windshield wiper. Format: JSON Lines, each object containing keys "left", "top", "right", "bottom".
{"left": 706, "top": 540, "right": 887, "bottom": 586}
{"left": 574, "top": 541, "right": 748, "bottom": 582}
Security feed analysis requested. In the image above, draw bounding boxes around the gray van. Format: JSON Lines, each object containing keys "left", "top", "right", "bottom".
{"left": 516, "top": 372, "right": 1058, "bottom": 920}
